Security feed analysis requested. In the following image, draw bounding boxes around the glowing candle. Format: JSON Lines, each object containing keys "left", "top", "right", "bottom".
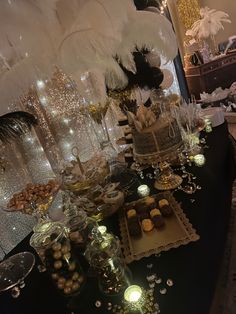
{"left": 98, "top": 225, "right": 107, "bottom": 235}
{"left": 137, "top": 185, "right": 150, "bottom": 197}
{"left": 204, "top": 118, "right": 212, "bottom": 133}
{"left": 193, "top": 154, "right": 206, "bottom": 167}
{"left": 124, "top": 285, "right": 142, "bottom": 303}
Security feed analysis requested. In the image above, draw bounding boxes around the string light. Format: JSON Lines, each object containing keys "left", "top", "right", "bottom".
{"left": 39, "top": 96, "right": 47, "bottom": 105}
{"left": 36, "top": 80, "right": 45, "bottom": 90}
{"left": 160, "top": 0, "right": 168, "bottom": 15}
{"left": 63, "top": 118, "right": 70, "bottom": 124}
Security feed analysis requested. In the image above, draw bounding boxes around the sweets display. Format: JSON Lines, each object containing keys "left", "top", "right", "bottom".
{"left": 125, "top": 196, "right": 171, "bottom": 237}
{"left": 7, "top": 179, "right": 59, "bottom": 214}
{"left": 119, "top": 192, "right": 200, "bottom": 264}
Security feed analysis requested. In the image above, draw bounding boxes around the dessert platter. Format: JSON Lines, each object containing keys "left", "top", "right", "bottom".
{"left": 119, "top": 192, "right": 200, "bottom": 263}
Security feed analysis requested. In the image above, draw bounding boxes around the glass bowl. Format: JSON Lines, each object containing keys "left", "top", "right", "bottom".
{"left": 2, "top": 178, "right": 60, "bottom": 219}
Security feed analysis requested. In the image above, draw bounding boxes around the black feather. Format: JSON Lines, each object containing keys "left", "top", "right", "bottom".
{"left": 119, "top": 51, "right": 164, "bottom": 90}
{"left": 0, "top": 111, "right": 38, "bottom": 143}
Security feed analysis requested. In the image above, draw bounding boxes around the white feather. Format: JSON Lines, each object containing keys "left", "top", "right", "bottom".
{"left": 116, "top": 11, "right": 177, "bottom": 70}
{"left": 186, "top": 7, "right": 231, "bottom": 39}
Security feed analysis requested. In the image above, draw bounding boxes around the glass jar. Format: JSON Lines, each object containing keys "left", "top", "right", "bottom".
{"left": 85, "top": 226, "right": 130, "bottom": 295}
{"left": 64, "top": 203, "right": 97, "bottom": 249}
{"left": 30, "top": 221, "right": 85, "bottom": 296}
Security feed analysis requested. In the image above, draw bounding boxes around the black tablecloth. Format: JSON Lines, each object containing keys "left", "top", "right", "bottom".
{"left": 1, "top": 122, "right": 235, "bottom": 314}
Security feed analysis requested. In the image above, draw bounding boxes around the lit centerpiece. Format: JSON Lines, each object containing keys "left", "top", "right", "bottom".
{"left": 124, "top": 285, "right": 143, "bottom": 303}
{"left": 193, "top": 154, "right": 206, "bottom": 167}
{"left": 137, "top": 185, "right": 150, "bottom": 197}
{"left": 123, "top": 285, "right": 157, "bottom": 313}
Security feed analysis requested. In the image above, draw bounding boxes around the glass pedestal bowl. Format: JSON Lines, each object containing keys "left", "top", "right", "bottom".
{"left": 0, "top": 252, "right": 35, "bottom": 298}
{"left": 2, "top": 179, "right": 60, "bottom": 221}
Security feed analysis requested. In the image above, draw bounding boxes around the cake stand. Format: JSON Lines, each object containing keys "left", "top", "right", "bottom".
{"left": 154, "top": 161, "right": 183, "bottom": 190}
{"left": 0, "top": 252, "right": 35, "bottom": 298}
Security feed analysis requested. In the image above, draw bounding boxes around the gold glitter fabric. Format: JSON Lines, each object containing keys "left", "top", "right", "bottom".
{"left": 177, "top": 0, "right": 200, "bottom": 31}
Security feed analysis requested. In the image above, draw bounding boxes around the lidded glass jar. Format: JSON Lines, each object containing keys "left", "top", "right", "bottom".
{"left": 64, "top": 202, "right": 97, "bottom": 249}
{"left": 30, "top": 221, "right": 85, "bottom": 296}
{"left": 85, "top": 226, "right": 130, "bottom": 295}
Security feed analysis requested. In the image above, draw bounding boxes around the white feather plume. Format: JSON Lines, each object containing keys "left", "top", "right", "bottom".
{"left": 116, "top": 11, "right": 177, "bottom": 68}
{"left": 0, "top": 0, "right": 178, "bottom": 105}
{"left": 186, "top": 7, "right": 231, "bottom": 39}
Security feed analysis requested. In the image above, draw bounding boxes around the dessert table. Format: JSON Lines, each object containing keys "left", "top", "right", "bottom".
{"left": 0, "top": 122, "right": 235, "bottom": 314}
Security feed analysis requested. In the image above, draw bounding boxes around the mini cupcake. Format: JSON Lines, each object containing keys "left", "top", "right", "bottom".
{"left": 141, "top": 219, "right": 154, "bottom": 232}
{"left": 150, "top": 208, "right": 165, "bottom": 228}
{"left": 127, "top": 216, "right": 142, "bottom": 237}
{"left": 126, "top": 209, "right": 137, "bottom": 219}
{"left": 144, "top": 196, "right": 156, "bottom": 206}
{"left": 158, "top": 199, "right": 173, "bottom": 217}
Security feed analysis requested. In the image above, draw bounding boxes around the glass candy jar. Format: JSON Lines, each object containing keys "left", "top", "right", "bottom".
{"left": 85, "top": 226, "right": 130, "bottom": 295}
{"left": 30, "top": 221, "right": 85, "bottom": 296}
{"left": 64, "top": 203, "right": 97, "bottom": 249}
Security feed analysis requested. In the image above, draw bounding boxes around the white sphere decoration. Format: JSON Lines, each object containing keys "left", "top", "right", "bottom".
{"left": 160, "top": 69, "right": 174, "bottom": 89}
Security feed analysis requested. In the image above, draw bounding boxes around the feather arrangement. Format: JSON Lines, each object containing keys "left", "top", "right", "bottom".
{"left": 186, "top": 7, "right": 231, "bottom": 39}
{"left": 119, "top": 50, "right": 164, "bottom": 90}
{"left": 58, "top": 0, "right": 177, "bottom": 92}
{"left": 0, "top": 111, "right": 37, "bottom": 143}
{"left": 0, "top": 0, "right": 177, "bottom": 105}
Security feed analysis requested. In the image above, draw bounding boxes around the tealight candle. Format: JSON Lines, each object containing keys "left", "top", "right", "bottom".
{"left": 204, "top": 118, "right": 212, "bottom": 133}
{"left": 98, "top": 225, "right": 107, "bottom": 235}
{"left": 137, "top": 185, "right": 150, "bottom": 197}
{"left": 193, "top": 154, "right": 206, "bottom": 167}
{"left": 124, "top": 285, "right": 142, "bottom": 303}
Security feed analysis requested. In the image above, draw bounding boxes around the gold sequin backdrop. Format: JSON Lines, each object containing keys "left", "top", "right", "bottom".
{"left": 167, "top": 0, "right": 200, "bottom": 59}
{"left": 177, "top": 0, "right": 200, "bottom": 32}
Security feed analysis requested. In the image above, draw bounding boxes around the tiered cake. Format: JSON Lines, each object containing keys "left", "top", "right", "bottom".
{"left": 126, "top": 105, "right": 183, "bottom": 165}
